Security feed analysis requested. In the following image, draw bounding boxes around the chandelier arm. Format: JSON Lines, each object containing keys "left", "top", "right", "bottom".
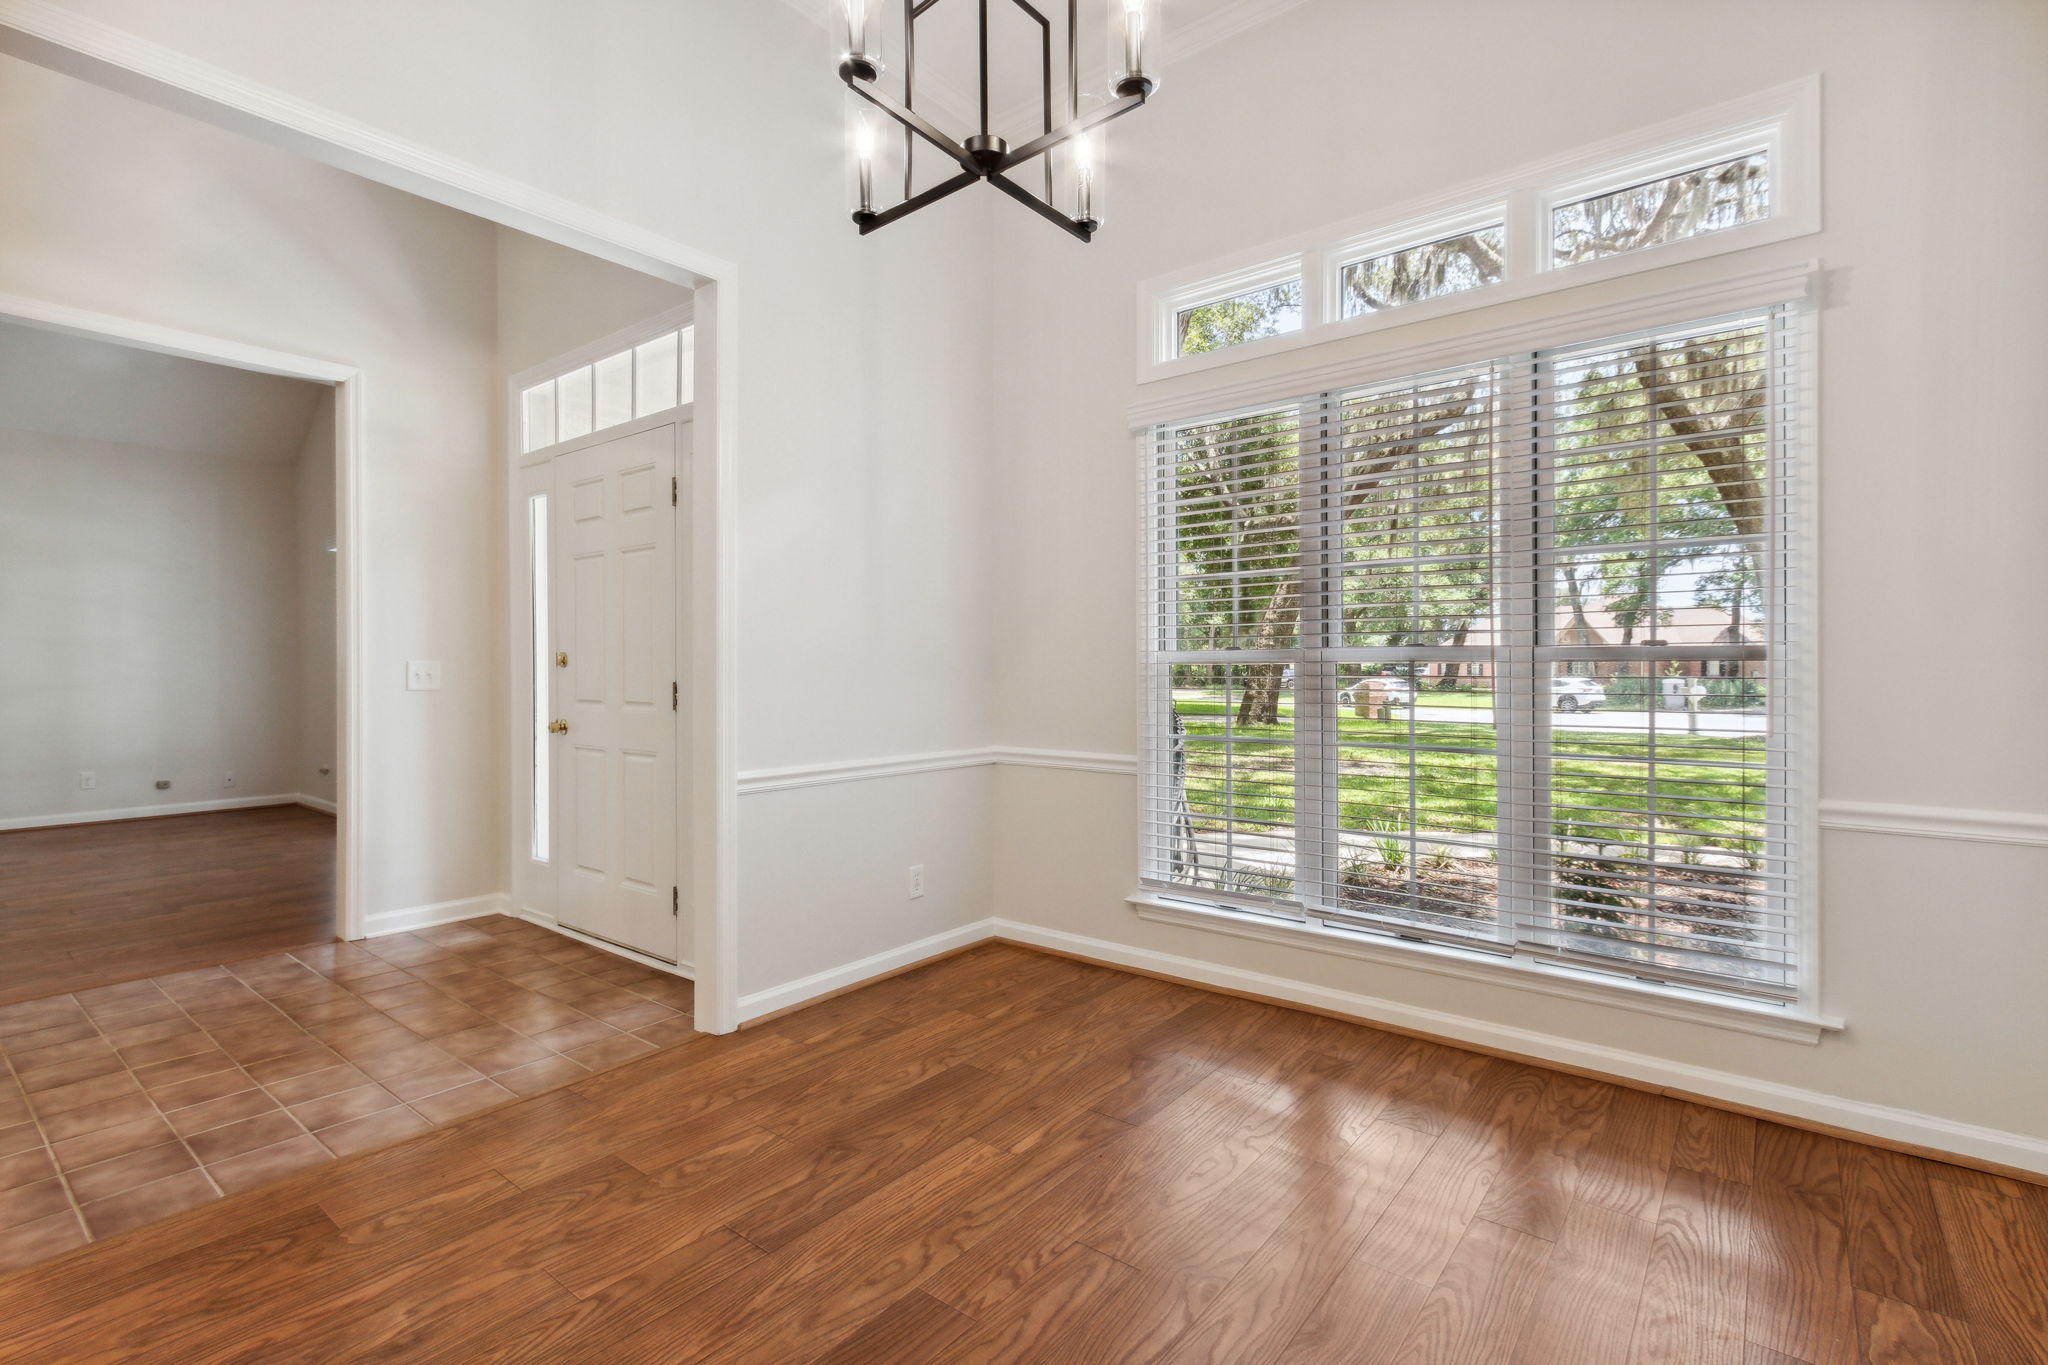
{"left": 994, "top": 92, "right": 1148, "bottom": 173}
{"left": 986, "top": 172, "right": 1096, "bottom": 242}
{"left": 854, "top": 170, "right": 981, "bottom": 234}
{"left": 844, "top": 76, "right": 976, "bottom": 173}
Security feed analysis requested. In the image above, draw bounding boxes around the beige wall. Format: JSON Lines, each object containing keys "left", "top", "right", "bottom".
{"left": 0, "top": 428, "right": 302, "bottom": 822}
{"left": 986, "top": 0, "right": 2048, "bottom": 1149}
{"left": 0, "top": 54, "right": 504, "bottom": 913}
{"left": 9, "top": 0, "right": 2044, "bottom": 1157}
{"left": 0, "top": 2, "right": 1003, "bottom": 986}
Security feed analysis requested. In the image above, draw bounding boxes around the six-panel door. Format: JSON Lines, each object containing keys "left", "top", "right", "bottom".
{"left": 551, "top": 423, "right": 678, "bottom": 962}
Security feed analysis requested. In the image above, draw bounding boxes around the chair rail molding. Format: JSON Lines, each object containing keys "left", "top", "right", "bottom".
{"left": 740, "top": 747, "right": 2048, "bottom": 851}
{"left": 1816, "top": 800, "right": 2048, "bottom": 848}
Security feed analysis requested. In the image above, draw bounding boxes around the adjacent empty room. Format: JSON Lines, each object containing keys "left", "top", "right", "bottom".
{"left": 0, "top": 321, "right": 339, "bottom": 1003}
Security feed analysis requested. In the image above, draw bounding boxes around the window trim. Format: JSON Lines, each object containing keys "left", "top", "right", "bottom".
{"left": 1136, "top": 77, "right": 1820, "bottom": 382}
{"left": 1159, "top": 254, "right": 1308, "bottom": 361}
{"left": 1128, "top": 891, "right": 1840, "bottom": 1043}
{"left": 1131, "top": 263, "right": 1825, "bottom": 1037}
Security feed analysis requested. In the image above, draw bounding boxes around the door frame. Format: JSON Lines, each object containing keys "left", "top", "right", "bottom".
{"left": 508, "top": 305, "right": 697, "bottom": 975}
{"left": 0, "top": 291, "right": 367, "bottom": 942}
{"left": 0, "top": 4, "right": 744, "bottom": 1033}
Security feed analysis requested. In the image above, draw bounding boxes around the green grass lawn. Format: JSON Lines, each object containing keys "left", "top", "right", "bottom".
{"left": 1170, "top": 694, "right": 1766, "bottom": 854}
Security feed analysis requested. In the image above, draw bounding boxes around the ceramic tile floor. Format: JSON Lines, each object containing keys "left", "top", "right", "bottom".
{"left": 0, "top": 915, "right": 694, "bottom": 1274}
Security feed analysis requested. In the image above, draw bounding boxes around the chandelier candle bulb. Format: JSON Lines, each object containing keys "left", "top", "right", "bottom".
{"left": 854, "top": 117, "right": 877, "bottom": 215}
{"left": 1111, "top": 0, "right": 1162, "bottom": 98}
{"left": 1075, "top": 130, "right": 1101, "bottom": 227}
{"left": 840, "top": 0, "right": 880, "bottom": 79}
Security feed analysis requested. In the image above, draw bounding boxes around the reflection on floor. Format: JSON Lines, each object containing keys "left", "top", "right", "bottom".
{"left": 0, "top": 806, "right": 336, "bottom": 1007}
{"left": 0, "top": 915, "right": 693, "bottom": 1272}
{"left": 4, "top": 943, "right": 2043, "bottom": 1360}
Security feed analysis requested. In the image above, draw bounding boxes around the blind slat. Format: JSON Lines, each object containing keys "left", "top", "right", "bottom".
{"left": 1142, "top": 306, "right": 1800, "bottom": 1003}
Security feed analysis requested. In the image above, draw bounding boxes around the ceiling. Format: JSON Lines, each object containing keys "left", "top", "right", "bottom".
{"left": 0, "top": 320, "right": 329, "bottom": 462}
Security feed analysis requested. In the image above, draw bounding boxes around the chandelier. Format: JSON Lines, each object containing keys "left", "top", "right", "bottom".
{"left": 838, "top": 0, "right": 1162, "bottom": 241}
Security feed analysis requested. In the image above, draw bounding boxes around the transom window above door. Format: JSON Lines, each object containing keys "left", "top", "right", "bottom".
{"left": 521, "top": 325, "right": 695, "bottom": 454}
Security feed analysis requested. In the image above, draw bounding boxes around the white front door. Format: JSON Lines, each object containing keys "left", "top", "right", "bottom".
{"left": 551, "top": 422, "right": 679, "bottom": 962}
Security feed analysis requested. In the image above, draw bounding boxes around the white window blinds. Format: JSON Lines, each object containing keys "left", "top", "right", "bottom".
{"left": 1142, "top": 306, "right": 1800, "bottom": 1002}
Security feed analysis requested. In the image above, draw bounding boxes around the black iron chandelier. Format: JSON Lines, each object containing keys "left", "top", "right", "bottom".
{"left": 838, "top": 0, "right": 1162, "bottom": 241}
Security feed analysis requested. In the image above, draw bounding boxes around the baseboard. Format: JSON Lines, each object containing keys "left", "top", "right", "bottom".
{"left": 989, "top": 919, "right": 2048, "bottom": 1182}
{"left": 0, "top": 793, "right": 303, "bottom": 832}
{"left": 293, "top": 793, "right": 338, "bottom": 815}
{"left": 361, "top": 892, "right": 510, "bottom": 939}
{"left": 514, "top": 906, "right": 694, "bottom": 980}
{"left": 736, "top": 919, "right": 999, "bottom": 1026}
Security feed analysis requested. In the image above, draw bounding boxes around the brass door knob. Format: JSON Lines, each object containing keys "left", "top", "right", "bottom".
{"left": 555, "top": 652, "right": 568, "bottom": 668}
{"left": 548, "top": 719, "right": 570, "bottom": 734}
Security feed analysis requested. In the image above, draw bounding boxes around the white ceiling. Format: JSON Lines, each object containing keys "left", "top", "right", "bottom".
{"left": 0, "top": 320, "right": 329, "bottom": 462}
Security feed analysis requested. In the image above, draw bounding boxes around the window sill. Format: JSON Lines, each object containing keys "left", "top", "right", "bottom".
{"left": 1127, "top": 891, "right": 1841, "bottom": 1045}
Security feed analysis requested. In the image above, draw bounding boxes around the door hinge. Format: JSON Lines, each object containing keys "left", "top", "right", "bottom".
{"left": 672, "top": 886, "right": 679, "bottom": 917}
{"left": 671, "top": 476, "right": 678, "bottom": 507}
{"left": 672, "top": 680, "right": 678, "bottom": 711}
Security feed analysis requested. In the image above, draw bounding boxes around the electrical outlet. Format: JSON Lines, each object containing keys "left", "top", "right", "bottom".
{"left": 222, "top": 773, "right": 236, "bottom": 789}
{"left": 406, "top": 660, "right": 443, "bottom": 691}
{"left": 908, "top": 864, "right": 925, "bottom": 899}
{"left": 79, "top": 771, "right": 95, "bottom": 790}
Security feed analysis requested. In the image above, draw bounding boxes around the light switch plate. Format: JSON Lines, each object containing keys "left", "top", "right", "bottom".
{"left": 406, "top": 660, "right": 443, "bottom": 691}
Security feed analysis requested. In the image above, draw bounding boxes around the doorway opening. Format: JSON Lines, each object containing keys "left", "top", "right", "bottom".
{"left": 0, "top": 315, "right": 343, "bottom": 1006}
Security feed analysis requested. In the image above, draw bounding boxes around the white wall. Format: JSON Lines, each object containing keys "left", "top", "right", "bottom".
{"left": 1, "top": 3, "right": 1002, "bottom": 984}
{"left": 14, "top": 0, "right": 2042, "bottom": 1162}
{"left": 0, "top": 427, "right": 301, "bottom": 822}
{"left": 0, "top": 54, "right": 504, "bottom": 914}
{"left": 986, "top": 0, "right": 2048, "bottom": 1152}
{"left": 294, "top": 388, "right": 338, "bottom": 808}
{"left": 495, "top": 228, "right": 693, "bottom": 378}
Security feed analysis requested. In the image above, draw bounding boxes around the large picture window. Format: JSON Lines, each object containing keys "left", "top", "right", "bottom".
{"left": 1141, "top": 307, "right": 1800, "bottom": 1004}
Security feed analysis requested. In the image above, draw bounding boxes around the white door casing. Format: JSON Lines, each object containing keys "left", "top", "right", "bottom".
{"left": 551, "top": 422, "right": 680, "bottom": 962}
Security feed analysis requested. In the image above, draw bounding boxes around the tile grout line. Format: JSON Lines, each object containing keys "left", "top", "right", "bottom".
{"left": 82, "top": 979, "right": 241, "bottom": 1215}
{"left": 7, "top": 919, "right": 690, "bottom": 1264}
{"left": 0, "top": 1014, "right": 91, "bottom": 1245}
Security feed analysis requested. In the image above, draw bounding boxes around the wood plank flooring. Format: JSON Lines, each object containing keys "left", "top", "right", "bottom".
{"left": 0, "top": 807, "right": 336, "bottom": 1006}
{"left": 0, "top": 942, "right": 2042, "bottom": 1363}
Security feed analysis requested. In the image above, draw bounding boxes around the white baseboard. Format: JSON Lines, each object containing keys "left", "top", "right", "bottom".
{"left": 0, "top": 793, "right": 304, "bottom": 832}
{"left": 989, "top": 918, "right": 2048, "bottom": 1178}
{"left": 514, "top": 906, "right": 694, "bottom": 980}
{"left": 736, "top": 919, "right": 998, "bottom": 1024}
{"left": 361, "top": 892, "right": 510, "bottom": 939}
{"left": 294, "top": 793, "right": 338, "bottom": 815}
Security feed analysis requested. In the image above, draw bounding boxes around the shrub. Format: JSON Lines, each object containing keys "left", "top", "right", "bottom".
{"left": 1605, "top": 669, "right": 1653, "bottom": 709}
{"left": 1703, "top": 676, "right": 1763, "bottom": 710}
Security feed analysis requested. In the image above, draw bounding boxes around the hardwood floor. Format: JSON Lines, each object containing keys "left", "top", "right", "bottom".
{"left": 0, "top": 806, "right": 336, "bottom": 1006}
{"left": 0, "top": 942, "right": 2042, "bottom": 1363}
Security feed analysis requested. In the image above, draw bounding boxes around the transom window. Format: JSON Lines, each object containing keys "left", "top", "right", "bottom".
{"left": 1339, "top": 224, "right": 1505, "bottom": 318}
{"left": 1138, "top": 81, "right": 1816, "bottom": 371}
{"left": 1552, "top": 151, "right": 1770, "bottom": 266}
{"left": 1141, "top": 307, "right": 1800, "bottom": 1004}
{"left": 521, "top": 324, "right": 695, "bottom": 453}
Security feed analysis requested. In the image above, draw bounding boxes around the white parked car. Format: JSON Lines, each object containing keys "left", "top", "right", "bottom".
{"left": 1551, "top": 676, "right": 1606, "bottom": 712}
{"left": 1339, "top": 675, "right": 1414, "bottom": 707}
